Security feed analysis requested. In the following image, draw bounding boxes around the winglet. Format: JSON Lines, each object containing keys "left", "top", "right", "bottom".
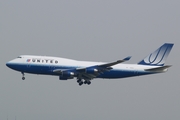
{"left": 123, "top": 56, "right": 132, "bottom": 61}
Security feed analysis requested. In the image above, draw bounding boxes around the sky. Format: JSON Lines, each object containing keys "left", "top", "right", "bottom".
{"left": 0, "top": 0, "right": 180, "bottom": 120}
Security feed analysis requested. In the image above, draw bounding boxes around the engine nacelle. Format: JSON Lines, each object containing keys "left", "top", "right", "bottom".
{"left": 59, "top": 71, "right": 74, "bottom": 80}
{"left": 85, "top": 68, "right": 98, "bottom": 74}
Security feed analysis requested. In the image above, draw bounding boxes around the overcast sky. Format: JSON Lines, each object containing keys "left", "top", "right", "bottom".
{"left": 0, "top": 0, "right": 180, "bottom": 120}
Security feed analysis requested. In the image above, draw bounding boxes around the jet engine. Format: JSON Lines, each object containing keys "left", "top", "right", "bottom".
{"left": 85, "top": 68, "right": 98, "bottom": 74}
{"left": 59, "top": 71, "right": 75, "bottom": 80}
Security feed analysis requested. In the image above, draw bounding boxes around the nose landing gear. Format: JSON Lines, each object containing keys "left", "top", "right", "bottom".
{"left": 21, "top": 72, "right": 25, "bottom": 80}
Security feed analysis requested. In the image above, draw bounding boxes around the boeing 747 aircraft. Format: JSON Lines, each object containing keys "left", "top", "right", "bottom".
{"left": 6, "top": 43, "right": 174, "bottom": 86}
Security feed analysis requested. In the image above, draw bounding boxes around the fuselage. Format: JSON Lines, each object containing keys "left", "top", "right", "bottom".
{"left": 6, "top": 55, "right": 163, "bottom": 79}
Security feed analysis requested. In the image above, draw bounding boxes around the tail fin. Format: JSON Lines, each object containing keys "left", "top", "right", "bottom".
{"left": 138, "top": 43, "right": 174, "bottom": 66}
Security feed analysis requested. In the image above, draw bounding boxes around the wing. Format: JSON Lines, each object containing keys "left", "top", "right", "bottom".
{"left": 53, "top": 56, "right": 131, "bottom": 81}
{"left": 75, "top": 56, "right": 131, "bottom": 80}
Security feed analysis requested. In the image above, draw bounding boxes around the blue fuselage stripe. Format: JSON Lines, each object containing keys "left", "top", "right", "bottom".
{"left": 6, "top": 63, "right": 154, "bottom": 79}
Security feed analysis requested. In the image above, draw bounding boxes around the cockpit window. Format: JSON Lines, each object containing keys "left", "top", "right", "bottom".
{"left": 17, "top": 56, "right": 22, "bottom": 58}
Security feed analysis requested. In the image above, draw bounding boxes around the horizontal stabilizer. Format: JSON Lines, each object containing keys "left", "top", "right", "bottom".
{"left": 145, "top": 65, "right": 172, "bottom": 72}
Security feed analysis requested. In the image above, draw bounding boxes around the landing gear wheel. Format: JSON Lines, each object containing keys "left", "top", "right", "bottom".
{"left": 77, "top": 79, "right": 81, "bottom": 83}
{"left": 79, "top": 82, "right": 83, "bottom": 86}
{"left": 87, "top": 81, "right": 91, "bottom": 85}
{"left": 84, "top": 81, "right": 87, "bottom": 84}
{"left": 21, "top": 72, "right": 25, "bottom": 80}
{"left": 22, "top": 77, "right": 25, "bottom": 80}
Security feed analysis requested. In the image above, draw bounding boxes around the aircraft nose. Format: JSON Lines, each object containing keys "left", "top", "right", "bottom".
{"left": 6, "top": 62, "right": 11, "bottom": 68}
{"left": 6, "top": 60, "right": 15, "bottom": 69}
{"left": 6, "top": 59, "right": 22, "bottom": 71}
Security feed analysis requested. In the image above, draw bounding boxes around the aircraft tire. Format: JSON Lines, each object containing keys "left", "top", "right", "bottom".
{"left": 79, "top": 82, "right": 83, "bottom": 86}
{"left": 84, "top": 81, "right": 87, "bottom": 84}
{"left": 77, "top": 79, "right": 81, "bottom": 83}
{"left": 87, "top": 81, "right": 91, "bottom": 85}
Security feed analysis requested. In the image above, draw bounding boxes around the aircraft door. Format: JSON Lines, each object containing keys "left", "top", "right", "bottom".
{"left": 26, "top": 59, "right": 31, "bottom": 68}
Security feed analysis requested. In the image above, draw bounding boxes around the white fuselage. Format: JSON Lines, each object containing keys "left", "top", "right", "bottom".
{"left": 6, "top": 55, "right": 164, "bottom": 79}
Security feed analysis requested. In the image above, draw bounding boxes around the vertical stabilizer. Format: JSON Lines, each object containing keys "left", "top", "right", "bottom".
{"left": 138, "top": 43, "right": 174, "bottom": 66}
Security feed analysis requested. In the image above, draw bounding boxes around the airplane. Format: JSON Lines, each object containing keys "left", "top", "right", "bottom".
{"left": 6, "top": 43, "right": 174, "bottom": 86}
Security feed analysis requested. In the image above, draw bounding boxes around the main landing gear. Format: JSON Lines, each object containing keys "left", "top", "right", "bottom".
{"left": 21, "top": 72, "right": 25, "bottom": 80}
{"left": 77, "top": 79, "right": 83, "bottom": 86}
{"left": 77, "top": 79, "right": 91, "bottom": 86}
